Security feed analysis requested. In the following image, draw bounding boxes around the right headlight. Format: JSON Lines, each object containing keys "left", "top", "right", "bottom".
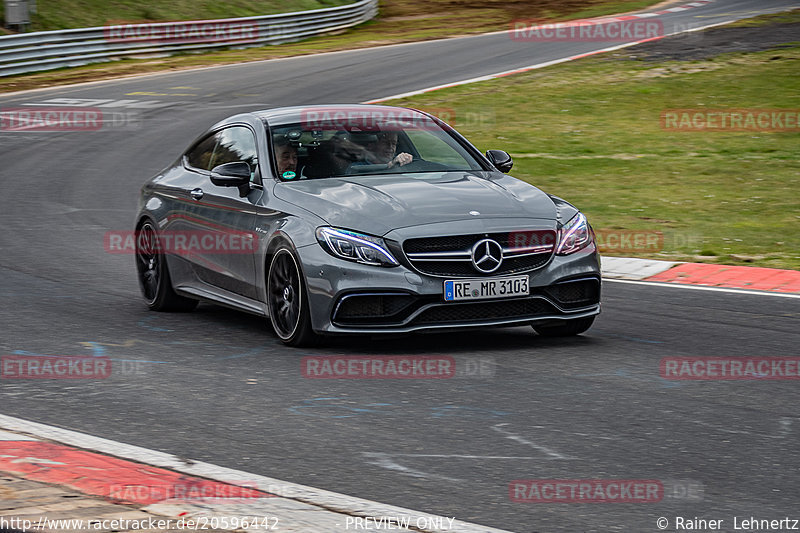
{"left": 316, "top": 227, "right": 399, "bottom": 267}
{"left": 556, "top": 212, "right": 593, "bottom": 255}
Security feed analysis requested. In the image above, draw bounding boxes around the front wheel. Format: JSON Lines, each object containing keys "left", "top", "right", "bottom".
{"left": 267, "top": 247, "right": 318, "bottom": 347}
{"left": 135, "top": 221, "right": 198, "bottom": 312}
{"left": 533, "top": 316, "right": 595, "bottom": 337}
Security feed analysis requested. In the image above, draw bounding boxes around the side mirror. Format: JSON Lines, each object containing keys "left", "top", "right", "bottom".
{"left": 210, "top": 162, "right": 251, "bottom": 187}
{"left": 486, "top": 150, "right": 513, "bottom": 173}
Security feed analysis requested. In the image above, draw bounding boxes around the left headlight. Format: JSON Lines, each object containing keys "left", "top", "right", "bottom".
{"left": 556, "top": 212, "right": 594, "bottom": 255}
{"left": 316, "top": 227, "right": 399, "bottom": 267}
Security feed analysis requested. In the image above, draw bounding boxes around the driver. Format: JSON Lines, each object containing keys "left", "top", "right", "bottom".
{"left": 362, "top": 131, "right": 412, "bottom": 168}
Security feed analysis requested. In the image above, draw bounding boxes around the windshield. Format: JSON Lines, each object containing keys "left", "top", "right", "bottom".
{"left": 268, "top": 110, "right": 484, "bottom": 181}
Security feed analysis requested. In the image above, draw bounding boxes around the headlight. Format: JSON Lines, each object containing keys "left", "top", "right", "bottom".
{"left": 556, "top": 212, "right": 593, "bottom": 255}
{"left": 316, "top": 227, "right": 399, "bottom": 267}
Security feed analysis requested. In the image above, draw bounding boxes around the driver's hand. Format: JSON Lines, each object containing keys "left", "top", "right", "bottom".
{"left": 388, "top": 152, "right": 413, "bottom": 168}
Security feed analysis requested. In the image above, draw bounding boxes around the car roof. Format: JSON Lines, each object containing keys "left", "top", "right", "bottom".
{"left": 251, "top": 104, "right": 427, "bottom": 126}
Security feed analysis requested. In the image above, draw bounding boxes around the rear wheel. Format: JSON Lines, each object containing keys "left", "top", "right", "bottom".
{"left": 267, "top": 247, "right": 317, "bottom": 347}
{"left": 533, "top": 316, "right": 595, "bottom": 337}
{"left": 135, "top": 221, "right": 198, "bottom": 312}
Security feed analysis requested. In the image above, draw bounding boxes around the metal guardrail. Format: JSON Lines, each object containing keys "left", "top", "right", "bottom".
{"left": 0, "top": 0, "right": 377, "bottom": 77}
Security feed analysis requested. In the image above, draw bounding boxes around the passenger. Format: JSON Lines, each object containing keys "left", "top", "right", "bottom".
{"left": 273, "top": 137, "right": 298, "bottom": 178}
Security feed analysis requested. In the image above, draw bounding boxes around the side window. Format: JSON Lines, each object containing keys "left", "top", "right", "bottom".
{"left": 185, "top": 134, "right": 218, "bottom": 170}
{"left": 211, "top": 126, "right": 258, "bottom": 172}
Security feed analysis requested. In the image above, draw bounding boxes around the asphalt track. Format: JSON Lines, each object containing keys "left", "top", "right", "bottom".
{"left": 1, "top": 0, "right": 799, "bottom": 531}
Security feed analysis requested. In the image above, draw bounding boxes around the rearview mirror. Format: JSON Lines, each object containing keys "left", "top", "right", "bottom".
{"left": 486, "top": 150, "right": 513, "bottom": 173}
{"left": 210, "top": 162, "right": 251, "bottom": 187}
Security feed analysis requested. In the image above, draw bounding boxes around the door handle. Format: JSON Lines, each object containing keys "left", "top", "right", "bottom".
{"left": 190, "top": 188, "right": 204, "bottom": 200}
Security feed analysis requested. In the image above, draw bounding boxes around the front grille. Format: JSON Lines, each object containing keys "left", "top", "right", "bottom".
{"left": 413, "top": 298, "right": 556, "bottom": 325}
{"left": 404, "top": 235, "right": 480, "bottom": 254}
{"left": 403, "top": 231, "right": 556, "bottom": 278}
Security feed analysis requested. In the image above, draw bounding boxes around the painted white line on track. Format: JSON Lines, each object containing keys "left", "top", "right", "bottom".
{"left": 605, "top": 278, "right": 800, "bottom": 298}
{"left": 363, "top": 452, "right": 464, "bottom": 482}
{"left": 365, "top": 20, "right": 736, "bottom": 103}
{"left": 0, "top": 414, "right": 512, "bottom": 533}
{"left": 491, "top": 423, "right": 575, "bottom": 460}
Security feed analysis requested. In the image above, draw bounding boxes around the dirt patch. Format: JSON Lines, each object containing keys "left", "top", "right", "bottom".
{"left": 624, "top": 20, "right": 800, "bottom": 61}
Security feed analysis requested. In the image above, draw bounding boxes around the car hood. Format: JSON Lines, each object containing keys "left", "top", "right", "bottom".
{"left": 272, "top": 172, "right": 558, "bottom": 236}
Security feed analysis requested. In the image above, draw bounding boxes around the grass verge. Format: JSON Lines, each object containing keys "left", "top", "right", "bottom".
{"left": 386, "top": 44, "right": 800, "bottom": 269}
{"left": 727, "top": 8, "right": 800, "bottom": 27}
{"left": 0, "top": 0, "right": 662, "bottom": 93}
{"left": 3, "top": 0, "right": 352, "bottom": 32}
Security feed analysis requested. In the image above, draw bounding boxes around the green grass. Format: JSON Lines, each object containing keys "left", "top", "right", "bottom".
{"left": 0, "top": 0, "right": 664, "bottom": 92}
{"left": 0, "top": 0, "right": 663, "bottom": 31}
{"left": 2, "top": 0, "right": 352, "bottom": 32}
{"left": 388, "top": 46, "right": 800, "bottom": 269}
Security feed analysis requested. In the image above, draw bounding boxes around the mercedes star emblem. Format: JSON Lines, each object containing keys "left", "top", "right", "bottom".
{"left": 471, "top": 238, "right": 503, "bottom": 273}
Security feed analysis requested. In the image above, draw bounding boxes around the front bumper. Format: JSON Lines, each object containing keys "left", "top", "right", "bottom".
{"left": 299, "top": 242, "right": 601, "bottom": 335}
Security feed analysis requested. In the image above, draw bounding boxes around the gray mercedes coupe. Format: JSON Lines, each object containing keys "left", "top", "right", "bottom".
{"left": 135, "top": 105, "right": 601, "bottom": 346}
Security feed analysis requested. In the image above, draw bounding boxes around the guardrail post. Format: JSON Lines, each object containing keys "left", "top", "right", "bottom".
{"left": 4, "top": 0, "right": 30, "bottom": 31}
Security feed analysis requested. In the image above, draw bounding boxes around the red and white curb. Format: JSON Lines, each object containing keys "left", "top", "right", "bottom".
{"left": 602, "top": 257, "right": 800, "bottom": 297}
{"left": 0, "top": 414, "right": 511, "bottom": 533}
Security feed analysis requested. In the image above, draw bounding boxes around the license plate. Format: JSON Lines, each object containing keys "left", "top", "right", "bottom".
{"left": 444, "top": 275, "right": 529, "bottom": 302}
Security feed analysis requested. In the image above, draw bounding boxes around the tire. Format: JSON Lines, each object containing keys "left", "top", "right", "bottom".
{"left": 533, "top": 316, "right": 595, "bottom": 337}
{"left": 135, "top": 220, "right": 198, "bottom": 312}
{"left": 267, "top": 246, "right": 318, "bottom": 347}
